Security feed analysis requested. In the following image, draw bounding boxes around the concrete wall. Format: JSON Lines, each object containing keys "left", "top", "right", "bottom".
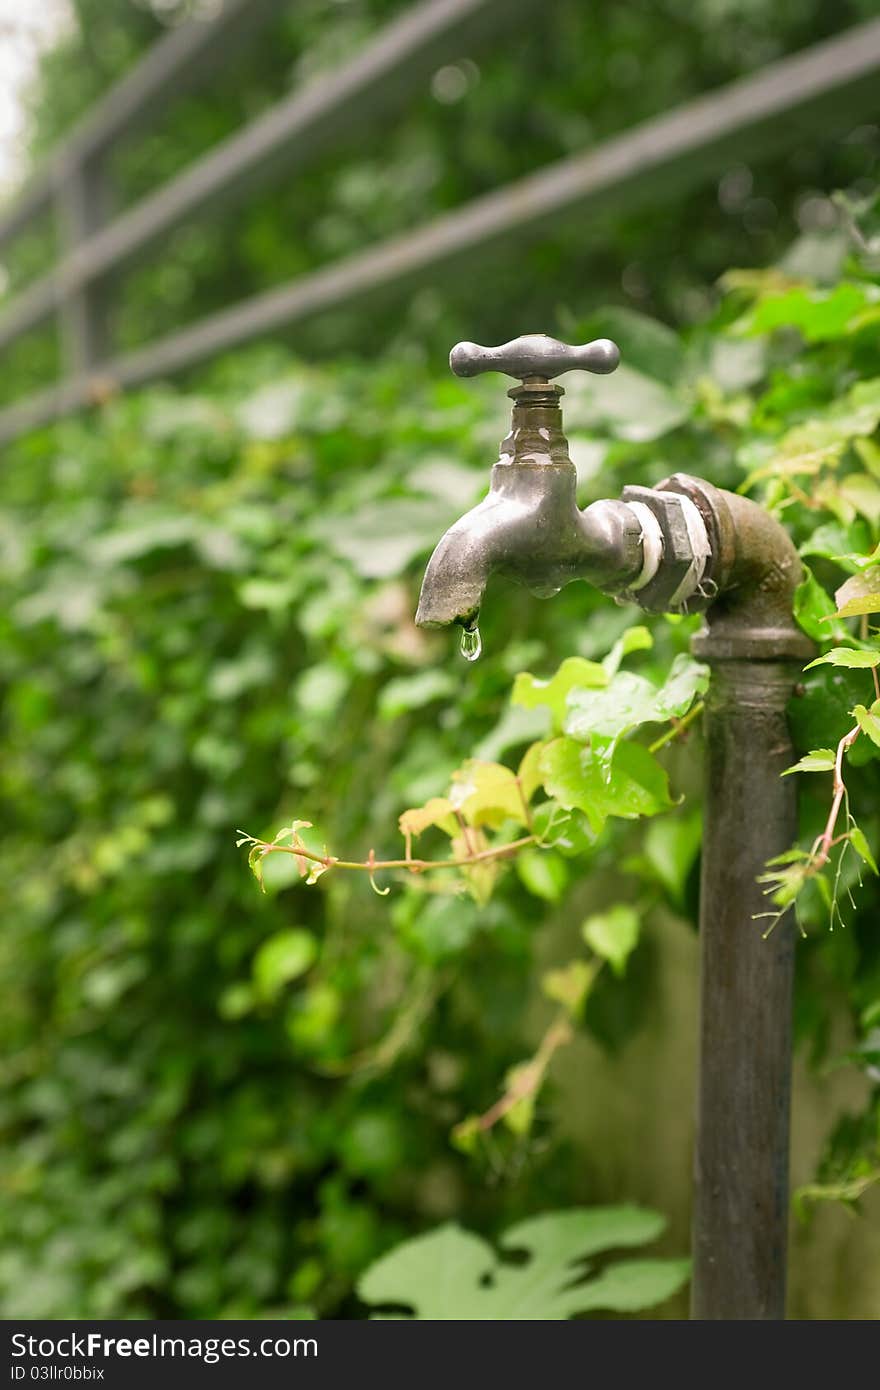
{"left": 535, "top": 899, "right": 879, "bottom": 1319}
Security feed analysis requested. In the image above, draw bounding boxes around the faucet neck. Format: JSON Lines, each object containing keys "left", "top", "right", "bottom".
{"left": 501, "top": 380, "right": 571, "bottom": 468}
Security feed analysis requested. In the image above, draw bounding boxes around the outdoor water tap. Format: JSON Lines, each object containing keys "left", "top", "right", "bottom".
{"left": 416, "top": 333, "right": 710, "bottom": 637}
{"left": 415, "top": 333, "right": 809, "bottom": 662}
{"left": 414, "top": 332, "right": 816, "bottom": 1322}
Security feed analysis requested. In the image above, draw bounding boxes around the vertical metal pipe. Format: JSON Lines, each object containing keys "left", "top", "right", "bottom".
{"left": 691, "top": 658, "right": 799, "bottom": 1319}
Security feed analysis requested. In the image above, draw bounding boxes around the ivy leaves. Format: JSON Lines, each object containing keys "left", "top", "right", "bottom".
{"left": 358, "top": 1206, "right": 690, "bottom": 1319}
{"left": 244, "top": 629, "right": 706, "bottom": 905}
{"left": 511, "top": 645, "right": 706, "bottom": 836}
{"left": 539, "top": 739, "right": 674, "bottom": 835}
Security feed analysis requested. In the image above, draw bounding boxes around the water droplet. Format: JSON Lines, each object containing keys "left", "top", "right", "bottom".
{"left": 460, "top": 623, "right": 482, "bottom": 662}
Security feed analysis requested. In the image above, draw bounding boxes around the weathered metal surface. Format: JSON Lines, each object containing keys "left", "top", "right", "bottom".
{"left": 621, "top": 484, "right": 703, "bottom": 612}
{"left": 691, "top": 658, "right": 801, "bottom": 1319}
{"left": 450, "top": 334, "right": 620, "bottom": 379}
{"left": 415, "top": 353, "right": 643, "bottom": 627}
{"left": 660, "top": 473, "right": 813, "bottom": 661}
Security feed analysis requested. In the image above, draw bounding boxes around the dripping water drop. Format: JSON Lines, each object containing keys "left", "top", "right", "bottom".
{"left": 459, "top": 622, "right": 482, "bottom": 662}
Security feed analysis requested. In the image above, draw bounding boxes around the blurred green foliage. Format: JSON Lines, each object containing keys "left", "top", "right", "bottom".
{"left": 1, "top": 0, "right": 879, "bottom": 1320}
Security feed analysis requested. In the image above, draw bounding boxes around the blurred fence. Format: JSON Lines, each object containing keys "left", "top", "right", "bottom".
{"left": 1, "top": 0, "right": 880, "bottom": 445}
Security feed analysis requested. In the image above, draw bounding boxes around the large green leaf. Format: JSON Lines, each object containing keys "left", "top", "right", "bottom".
{"left": 539, "top": 738, "right": 674, "bottom": 834}
{"left": 794, "top": 568, "right": 850, "bottom": 642}
{"left": 512, "top": 656, "right": 608, "bottom": 732}
{"left": 564, "top": 654, "right": 708, "bottom": 744}
{"left": 577, "top": 307, "right": 685, "bottom": 385}
{"left": 358, "top": 1206, "right": 689, "bottom": 1319}
{"left": 564, "top": 364, "right": 689, "bottom": 443}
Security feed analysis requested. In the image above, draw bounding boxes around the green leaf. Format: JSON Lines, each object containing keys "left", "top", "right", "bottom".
{"left": 805, "top": 647, "right": 880, "bottom": 670}
{"left": 539, "top": 738, "right": 674, "bottom": 835}
{"left": 312, "top": 497, "right": 460, "bottom": 579}
{"left": 565, "top": 363, "right": 689, "bottom": 443}
{"left": 398, "top": 797, "right": 458, "bottom": 839}
{"left": 564, "top": 671, "right": 658, "bottom": 742}
{"left": 602, "top": 624, "right": 653, "bottom": 678}
{"left": 217, "top": 982, "right": 255, "bottom": 1020}
{"left": 474, "top": 703, "right": 550, "bottom": 762}
{"left": 835, "top": 568, "right": 880, "bottom": 619}
{"left": 449, "top": 760, "right": 529, "bottom": 829}
{"left": 512, "top": 657, "right": 608, "bottom": 732}
{"left": 515, "top": 848, "right": 568, "bottom": 903}
{"left": 532, "top": 802, "right": 597, "bottom": 856}
{"left": 782, "top": 749, "right": 837, "bottom": 775}
{"left": 799, "top": 520, "right": 870, "bottom": 565}
{"left": 357, "top": 1206, "right": 689, "bottom": 1319}
{"left": 746, "top": 378, "right": 880, "bottom": 486}
{"left": 838, "top": 476, "right": 880, "bottom": 529}
{"left": 849, "top": 826, "right": 878, "bottom": 876}
{"left": 569, "top": 1258, "right": 693, "bottom": 1314}
{"left": 639, "top": 813, "right": 702, "bottom": 906}
{"left": 651, "top": 653, "right": 710, "bottom": 719}
{"left": 853, "top": 702, "right": 880, "bottom": 750}
{"left": 564, "top": 653, "right": 708, "bottom": 744}
{"left": 517, "top": 741, "right": 547, "bottom": 804}
{"left": 793, "top": 569, "right": 849, "bottom": 642}
{"left": 253, "top": 930, "right": 317, "bottom": 1001}
{"left": 788, "top": 668, "right": 864, "bottom": 752}
{"left": 582, "top": 905, "right": 640, "bottom": 977}
{"left": 577, "top": 307, "right": 684, "bottom": 385}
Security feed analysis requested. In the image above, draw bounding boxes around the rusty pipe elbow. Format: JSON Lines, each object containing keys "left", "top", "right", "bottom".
{"left": 658, "top": 474, "right": 813, "bottom": 661}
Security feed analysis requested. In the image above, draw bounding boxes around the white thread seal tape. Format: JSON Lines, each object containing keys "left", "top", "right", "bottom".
{"left": 627, "top": 501, "right": 663, "bottom": 591}
{"left": 625, "top": 494, "right": 711, "bottom": 608}
{"left": 666, "top": 494, "right": 711, "bottom": 608}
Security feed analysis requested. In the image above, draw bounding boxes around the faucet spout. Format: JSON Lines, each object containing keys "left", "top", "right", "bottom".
{"left": 414, "top": 492, "right": 522, "bottom": 630}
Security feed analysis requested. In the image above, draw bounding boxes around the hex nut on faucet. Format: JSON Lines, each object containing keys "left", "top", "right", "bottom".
{"left": 621, "top": 484, "right": 712, "bottom": 613}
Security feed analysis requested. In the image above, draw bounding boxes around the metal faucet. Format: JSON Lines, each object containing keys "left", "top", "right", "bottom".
{"left": 416, "top": 333, "right": 809, "bottom": 660}
{"left": 415, "top": 334, "right": 815, "bottom": 1322}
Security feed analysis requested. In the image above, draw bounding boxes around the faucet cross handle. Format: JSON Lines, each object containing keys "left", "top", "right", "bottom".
{"left": 449, "top": 333, "right": 619, "bottom": 382}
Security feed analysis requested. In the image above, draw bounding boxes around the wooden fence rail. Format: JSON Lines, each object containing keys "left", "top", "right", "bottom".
{"left": 0, "top": 3, "right": 879, "bottom": 446}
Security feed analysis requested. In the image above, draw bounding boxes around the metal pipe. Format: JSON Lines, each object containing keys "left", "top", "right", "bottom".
{"left": 691, "top": 658, "right": 799, "bottom": 1319}
{"left": 674, "top": 477, "right": 813, "bottom": 1318}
